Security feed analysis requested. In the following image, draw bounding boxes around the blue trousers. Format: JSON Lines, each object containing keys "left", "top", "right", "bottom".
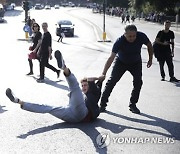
{"left": 22, "top": 73, "right": 88, "bottom": 123}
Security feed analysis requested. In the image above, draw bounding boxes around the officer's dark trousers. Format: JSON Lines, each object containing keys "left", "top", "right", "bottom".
{"left": 100, "top": 58, "right": 143, "bottom": 107}
{"left": 39, "top": 55, "right": 58, "bottom": 79}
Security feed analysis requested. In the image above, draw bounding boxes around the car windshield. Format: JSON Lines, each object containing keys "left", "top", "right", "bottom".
{"left": 36, "top": 4, "right": 40, "bottom": 6}
{"left": 58, "top": 20, "right": 72, "bottom": 25}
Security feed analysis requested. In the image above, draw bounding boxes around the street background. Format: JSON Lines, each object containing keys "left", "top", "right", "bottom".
{"left": 0, "top": 7, "right": 180, "bottom": 154}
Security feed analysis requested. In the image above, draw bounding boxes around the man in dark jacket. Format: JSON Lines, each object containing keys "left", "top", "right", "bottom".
{"left": 6, "top": 50, "right": 103, "bottom": 123}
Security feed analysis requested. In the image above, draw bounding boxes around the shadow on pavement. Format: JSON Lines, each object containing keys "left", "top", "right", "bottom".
{"left": 106, "top": 110, "right": 180, "bottom": 141}
{"left": 17, "top": 118, "right": 128, "bottom": 153}
{"left": 0, "top": 105, "right": 7, "bottom": 114}
{"left": 15, "top": 110, "right": 180, "bottom": 152}
{"left": 17, "top": 38, "right": 31, "bottom": 42}
{"left": 175, "top": 82, "right": 180, "bottom": 87}
{"left": 163, "top": 80, "right": 180, "bottom": 88}
{"left": 32, "top": 76, "right": 69, "bottom": 91}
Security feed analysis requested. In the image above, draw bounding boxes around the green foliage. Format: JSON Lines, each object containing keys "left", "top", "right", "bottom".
{"left": 142, "top": 1, "right": 155, "bottom": 15}
{"left": 128, "top": 0, "right": 179, "bottom": 15}
{"left": 92, "top": 0, "right": 128, "bottom": 7}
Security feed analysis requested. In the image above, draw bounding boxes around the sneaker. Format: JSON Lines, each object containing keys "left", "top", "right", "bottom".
{"left": 57, "top": 70, "right": 60, "bottom": 78}
{"left": 54, "top": 50, "right": 65, "bottom": 69}
{"left": 6, "top": 88, "right": 19, "bottom": 103}
{"left": 36, "top": 78, "right": 44, "bottom": 83}
{"left": 129, "top": 104, "right": 140, "bottom": 114}
{"left": 26, "top": 72, "right": 33, "bottom": 75}
{"left": 99, "top": 106, "right": 106, "bottom": 112}
{"left": 169, "top": 77, "right": 180, "bottom": 82}
{"left": 161, "top": 78, "right": 165, "bottom": 81}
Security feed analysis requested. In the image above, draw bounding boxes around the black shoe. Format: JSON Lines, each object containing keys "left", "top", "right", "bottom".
{"left": 57, "top": 70, "right": 60, "bottom": 78}
{"left": 170, "top": 77, "right": 180, "bottom": 82}
{"left": 26, "top": 72, "right": 33, "bottom": 75}
{"left": 161, "top": 78, "right": 165, "bottom": 81}
{"left": 129, "top": 104, "right": 140, "bottom": 114}
{"left": 6, "top": 88, "right": 19, "bottom": 103}
{"left": 99, "top": 106, "right": 106, "bottom": 112}
{"left": 54, "top": 50, "right": 65, "bottom": 69}
{"left": 36, "top": 78, "right": 44, "bottom": 83}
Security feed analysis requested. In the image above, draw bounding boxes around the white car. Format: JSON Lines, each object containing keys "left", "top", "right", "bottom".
{"left": 34, "top": 3, "right": 43, "bottom": 10}
{"left": 54, "top": 4, "right": 60, "bottom": 9}
{"left": 6, "top": 5, "right": 14, "bottom": 11}
{"left": 45, "top": 5, "right": 51, "bottom": 9}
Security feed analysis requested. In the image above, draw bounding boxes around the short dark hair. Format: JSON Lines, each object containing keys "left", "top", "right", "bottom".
{"left": 164, "top": 20, "right": 171, "bottom": 24}
{"left": 125, "top": 24, "right": 137, "bottom": 32}
{"left": 80, "top": 77, "right": 88, "bottom": 83}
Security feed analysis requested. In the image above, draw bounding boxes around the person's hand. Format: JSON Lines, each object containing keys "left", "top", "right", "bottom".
{"left": 29, "top": 46, "right": 33, "bottom": 51}
{"left": 163, "top": 41, "right": 170, "bottom": 46}
{"left": 98, "top": 75, "right": 106, "bottom": 81}
{"left": 171, "top": 50, "right": 174, "bottom": 57}
{"left": 147, "top": 60, "right": 152, "bottom": 68}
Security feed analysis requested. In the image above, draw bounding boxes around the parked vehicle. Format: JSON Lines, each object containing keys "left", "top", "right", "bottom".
{"left": 54, "top": 4, "right": 60, "bottom": 9}
{"left": 44, "top": 5, "right": 51, "bottom": 10}
{"left": 0, "top": 4, "right": 5, "bottom": 22}
{"left": 34, "top": 3, "right": 43, "bottom": 10}
{"left": 5, "top": 5, "right": 14, "bottom": 11}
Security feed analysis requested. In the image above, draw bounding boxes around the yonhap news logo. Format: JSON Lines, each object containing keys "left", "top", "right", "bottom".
{"left": 96, "top": 132, "right": 175, "bottom": 148}
{"left": 96, "top": 133, "right": 111, "bottom": 148}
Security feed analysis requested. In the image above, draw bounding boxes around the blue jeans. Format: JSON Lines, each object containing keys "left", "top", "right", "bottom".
{"left": 100, "top": 58, "right": 143, "bottom": 107}
{"left": 22, "top": 73, "right": 88, "bottom": 123}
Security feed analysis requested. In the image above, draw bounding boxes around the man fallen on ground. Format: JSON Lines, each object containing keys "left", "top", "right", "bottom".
{"left": 6, "top": 50, "right": 103, "bottom": 123}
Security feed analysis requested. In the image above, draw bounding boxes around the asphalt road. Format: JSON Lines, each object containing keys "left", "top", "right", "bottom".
{"left": 0, "top": 7, "right": 180, "bottom": 154}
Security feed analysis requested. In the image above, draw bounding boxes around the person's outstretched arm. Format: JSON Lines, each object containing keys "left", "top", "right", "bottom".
{"left": 146, "top": 41, "right": 153, "bottom": 68}
{"left": 99, "top": 52, "right": 116, "bottom": 81}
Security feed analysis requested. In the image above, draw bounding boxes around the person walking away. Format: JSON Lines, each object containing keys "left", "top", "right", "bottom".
{"left": 99, "top": 24, "right": 153, "bottom": 114}
{"left": 125, "top": 14, "right": 130, "bottom": 23}
{"left": 121, "top": 14, "right": 125, "bottom": 23}
{"left": 155, "top": 20, "right": 179, "bottom": 82}
{"left": 131, "top": 15, "right": 135, "bottom": 23}
{"left": 36, "top": 22, "right": 60, "bottom": 83}
{"left": 27, "top": 16, "right": 33, "bottom": 37}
